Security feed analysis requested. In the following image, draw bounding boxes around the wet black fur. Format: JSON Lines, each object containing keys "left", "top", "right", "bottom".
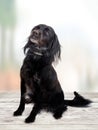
{"left": 13, "top": 24, "right": 91, "bottom": 123}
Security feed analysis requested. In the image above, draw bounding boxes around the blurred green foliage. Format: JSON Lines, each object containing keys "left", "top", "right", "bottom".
{"left": 0, "top": 0, "right": 16, "bottom": 28}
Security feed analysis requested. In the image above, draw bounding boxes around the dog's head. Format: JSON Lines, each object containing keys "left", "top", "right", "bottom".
{"left": 24, "top": 24, "right": 61, "bottom": 62}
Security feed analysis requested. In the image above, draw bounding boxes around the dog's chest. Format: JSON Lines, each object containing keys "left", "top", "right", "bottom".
{"left": 33, "top": 72, "right": 41, "bottom": 84}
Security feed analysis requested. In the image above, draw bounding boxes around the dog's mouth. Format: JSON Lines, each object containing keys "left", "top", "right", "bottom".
{"left": 30, "top": 38, "right": 39, "bottom": 45}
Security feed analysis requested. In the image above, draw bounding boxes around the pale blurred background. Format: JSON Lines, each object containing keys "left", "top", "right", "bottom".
{"left": 0, "top": 0, "right": 98, "bottom": 92}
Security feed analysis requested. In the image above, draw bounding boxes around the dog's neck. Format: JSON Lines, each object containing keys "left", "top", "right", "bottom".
{"left": 26, "top": 45, "right": 49, "bottom": 58}
{"left": 33, "top": 51, "right": 43, "bottom": 56}
{"left": 33, "top": 46, "right": 47, "bottom": 56}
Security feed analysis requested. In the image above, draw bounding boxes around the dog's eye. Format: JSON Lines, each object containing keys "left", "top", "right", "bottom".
{"left": 44, "top": 28, "right": 49, "bottom": 36}
{"left": 45, "top": 28, "right": 49, "bottom": 31}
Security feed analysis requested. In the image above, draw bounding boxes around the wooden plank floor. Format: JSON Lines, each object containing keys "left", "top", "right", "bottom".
{"left": 0, "top": 92, "right": 98, "bottom": 130}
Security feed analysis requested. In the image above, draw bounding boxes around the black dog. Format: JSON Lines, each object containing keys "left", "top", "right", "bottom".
{"left": 13, "top": 24, "right": 91, "bottom": 123}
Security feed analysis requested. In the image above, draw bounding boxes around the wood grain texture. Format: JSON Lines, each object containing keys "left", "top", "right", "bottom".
{"left": 0, "top": 92, "right": 98, "bottom": 130}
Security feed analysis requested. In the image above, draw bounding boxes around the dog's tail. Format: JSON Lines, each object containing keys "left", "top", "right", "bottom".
{"left": 64, "top": 91, "right": 92, "bottom": 107}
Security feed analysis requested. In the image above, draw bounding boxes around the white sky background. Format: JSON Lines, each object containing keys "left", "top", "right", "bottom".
{"left": 15, "top": 0, "right": 98, "bottom": 92}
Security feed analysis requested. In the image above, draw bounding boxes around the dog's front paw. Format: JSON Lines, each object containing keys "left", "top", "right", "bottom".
{"left": 25, "top": 116, "right": 35, "bottom": 123}
{"left": 53, "top": 112, "right": 62, "bottom": 119}
{"left": 13, "top": 110, "right": 22, "bottom": 116}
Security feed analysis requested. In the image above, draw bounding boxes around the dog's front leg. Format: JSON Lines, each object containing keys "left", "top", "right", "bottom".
{"left": 25, "top": 104, "right": 41, "bottom": 123}
{"left": 13, "top": 78, "right": 26, "bottom": 116}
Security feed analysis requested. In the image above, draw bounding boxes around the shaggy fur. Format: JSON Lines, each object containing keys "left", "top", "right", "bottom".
{"left": 13, "top": 24, "right": 91, "bottom": 123}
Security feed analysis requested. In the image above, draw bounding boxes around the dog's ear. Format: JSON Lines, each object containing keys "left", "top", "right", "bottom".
{"left": 24, "top": 43, "right": 28, "bottom": 54}
{"left": 24, "top": 41, "right": 30, "bottom": 54}
{"left": 49, "top": 34, "right": 61, "bottom": 62}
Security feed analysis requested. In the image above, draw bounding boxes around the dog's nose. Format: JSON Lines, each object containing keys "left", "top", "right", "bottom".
{"left": 33, "top": 30, "right": 40, "bottom": 39}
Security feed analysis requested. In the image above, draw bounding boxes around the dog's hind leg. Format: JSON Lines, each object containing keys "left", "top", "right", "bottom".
{"left": 53, "top": 104, "right": 67, "bottom": 119}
